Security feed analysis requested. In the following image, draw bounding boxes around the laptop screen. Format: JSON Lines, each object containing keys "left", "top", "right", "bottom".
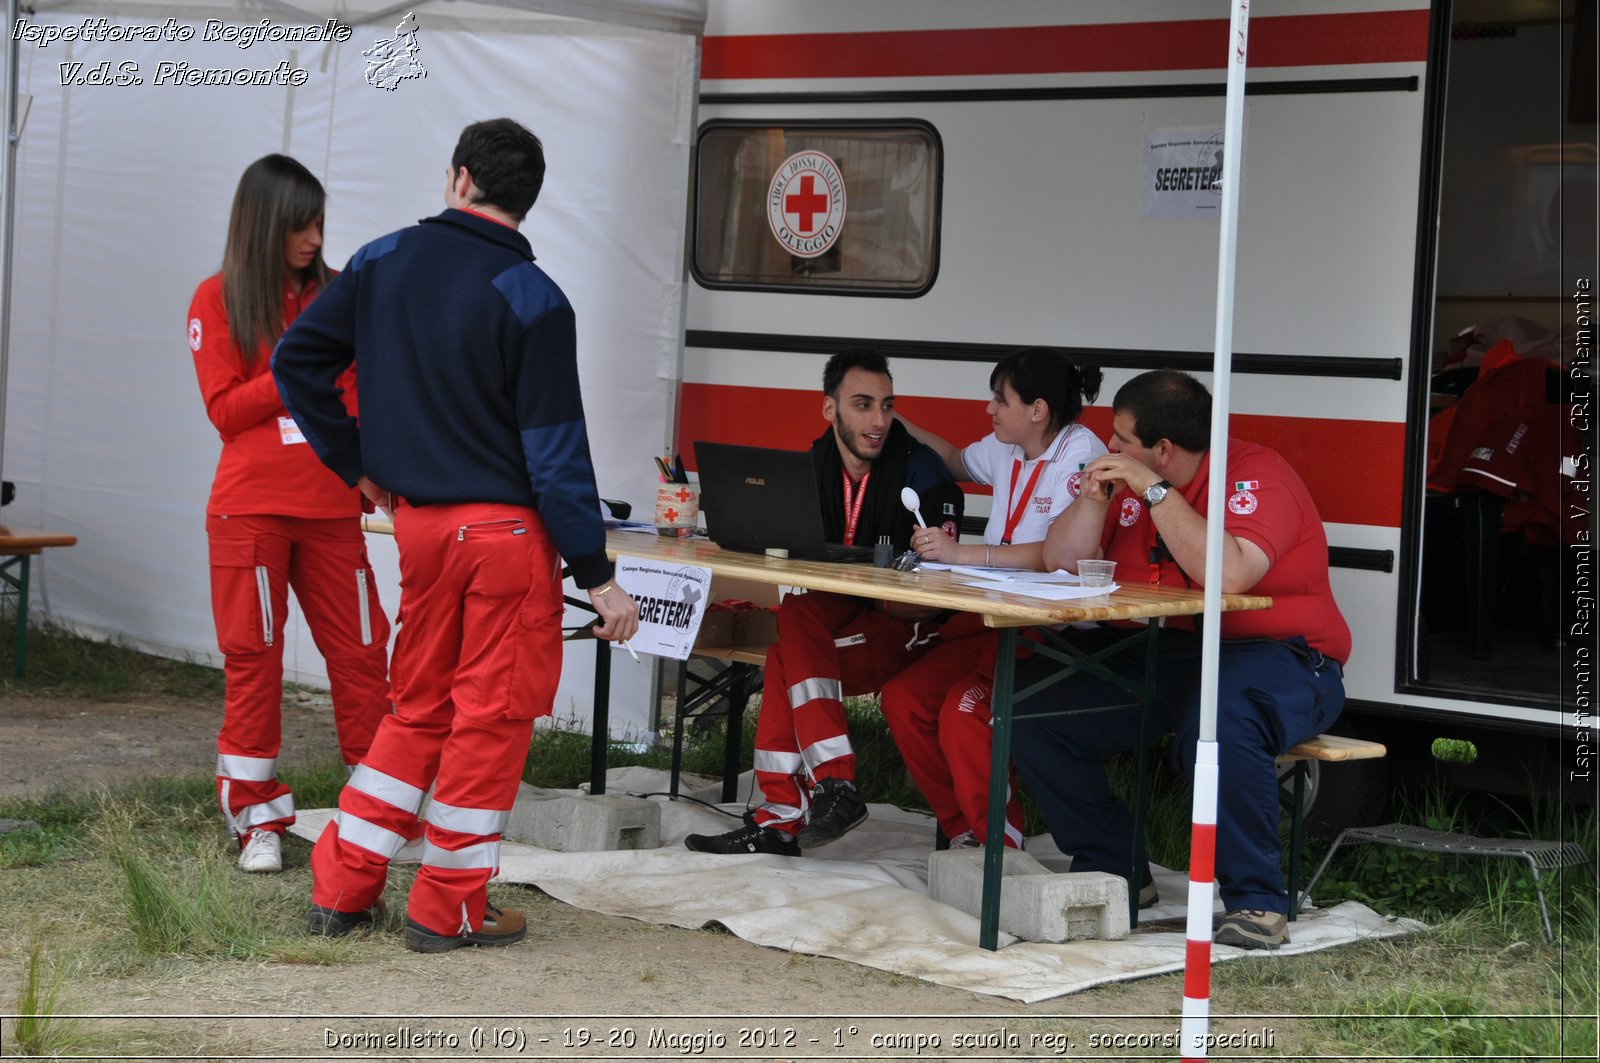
{"left": 693, "top": 442, "right": 871, "bottom": 561}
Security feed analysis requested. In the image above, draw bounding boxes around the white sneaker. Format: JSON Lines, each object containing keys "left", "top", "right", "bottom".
{"left": 238, "top": 830, "right": 283, "bottom": 873}
{"left": 947, "top": 830, "right": 982, "bottom": 850}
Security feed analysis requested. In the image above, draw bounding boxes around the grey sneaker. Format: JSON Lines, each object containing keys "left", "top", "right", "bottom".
{"left": 1137, "top": 871, "right": 1160, "bottom": 910}
{"left": 1214, "top": 908, "right": 1289, "bottom": 949}
{"left": 796, "top": 778, "right": 867, "bottom": 849}
{"left": 947, "top": 830, "right": 982, "bottom": 850}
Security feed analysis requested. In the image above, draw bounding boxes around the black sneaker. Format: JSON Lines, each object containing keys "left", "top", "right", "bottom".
{"left": 404, "top": 904, "right": 528, "bottom": 953}
{"left": 796, "top": 778, "right": 867, "bottom": 849}
{"left": 308, "top": 898, "right": 386, "bottom": 937}
{"left": 684, "top": 818, "right": 801, "bottom": 856}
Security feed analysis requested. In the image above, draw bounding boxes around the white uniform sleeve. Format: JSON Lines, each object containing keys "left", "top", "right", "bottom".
{"left": 960, "top": 432, "right": 1008, "bottom": 487}
{"left": 1058, "top": 423, "right": 1109, "bottom": 485}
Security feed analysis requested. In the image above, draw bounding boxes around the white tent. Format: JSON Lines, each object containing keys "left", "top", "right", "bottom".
{"left": 1, "top": 0, "right": 704, "bottom": 737}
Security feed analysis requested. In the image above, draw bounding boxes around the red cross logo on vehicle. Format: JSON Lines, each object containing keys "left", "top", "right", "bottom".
{"left": 767, "top": 151, "right": 847, "bottom": 259}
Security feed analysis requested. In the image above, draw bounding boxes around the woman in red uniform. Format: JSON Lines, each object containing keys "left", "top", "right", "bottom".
{"left": 188, "top": 155, "right": 392, "bottom": 873}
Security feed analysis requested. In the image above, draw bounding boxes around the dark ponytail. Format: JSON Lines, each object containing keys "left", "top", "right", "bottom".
{"left": 989, "top": 347, "right": 1102, "bottom": 432}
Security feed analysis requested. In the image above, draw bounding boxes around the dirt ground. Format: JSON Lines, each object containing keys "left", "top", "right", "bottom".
{"left": 0, "top": 692, "right": 1254, "bottom": 1061}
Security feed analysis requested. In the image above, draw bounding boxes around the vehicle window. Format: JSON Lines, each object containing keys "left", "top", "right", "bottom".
{"left": 693, "top": 122, "right": 942, "bottom": 296}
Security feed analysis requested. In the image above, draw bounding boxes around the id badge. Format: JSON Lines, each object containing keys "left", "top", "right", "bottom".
{"left": 278, "top": 416, "right": 307, "bottom": 445}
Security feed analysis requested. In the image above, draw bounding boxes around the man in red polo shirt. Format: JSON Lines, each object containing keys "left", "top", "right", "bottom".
{"left": 1011, "top": 369, "right": 1350, "bottom": 949}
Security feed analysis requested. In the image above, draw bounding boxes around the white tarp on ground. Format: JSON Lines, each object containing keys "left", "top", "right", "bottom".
{"left": 293, "top": 769, "right": 1423, "bottom": 1004}
{"left": 2, "top": 1, "right": 700, "bottom": 736}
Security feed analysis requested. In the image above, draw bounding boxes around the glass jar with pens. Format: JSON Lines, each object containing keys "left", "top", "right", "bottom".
{"left": 653, "top": 453, "right": 699, "bottom": 537}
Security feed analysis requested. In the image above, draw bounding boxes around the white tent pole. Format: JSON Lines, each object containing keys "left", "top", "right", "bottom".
{"left": 1181, "top": 1, "right": 1251, "bottom": 1060}
{"left": 0, "top": 0, "right": 20, "bottom": 501}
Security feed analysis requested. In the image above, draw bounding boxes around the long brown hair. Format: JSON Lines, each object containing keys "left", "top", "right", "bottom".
{"left": 220, "top": 155, "right": 329, "bottom": 360}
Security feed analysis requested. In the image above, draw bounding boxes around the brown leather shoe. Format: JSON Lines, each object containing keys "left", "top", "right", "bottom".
{"left": 404, "top": 904, "right": 528, "bottom": 953}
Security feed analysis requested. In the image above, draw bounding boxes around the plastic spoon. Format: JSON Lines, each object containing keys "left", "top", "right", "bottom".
{"left": 900, "top": 486, "right": 927, "bottom": 528}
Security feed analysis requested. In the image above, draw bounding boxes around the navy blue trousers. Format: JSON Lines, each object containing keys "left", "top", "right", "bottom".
{"left": 1011, "top": 628, "right": 1345, "bottom": 914}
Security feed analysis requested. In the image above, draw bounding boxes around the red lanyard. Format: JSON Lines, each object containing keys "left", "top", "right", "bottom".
{"left": 1001, "top": 458, "right": 1046, "bottom": 545}
{"left": 841, "top": 470, "right": 870, "bottom": 545}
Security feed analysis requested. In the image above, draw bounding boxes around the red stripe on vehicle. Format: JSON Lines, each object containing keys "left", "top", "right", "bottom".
{"left": 677, "top": 383, "right": 1403, "bottom": 528}
{"left": 702, "top": 11, "right": 1429, "bottom": 80}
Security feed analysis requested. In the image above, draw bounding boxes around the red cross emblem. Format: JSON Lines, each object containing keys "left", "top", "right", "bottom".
{"left": 785, "top": 175, "right": 829, "bottom": 234}
{"left": 767, "top": 151, "right": 847, "bottom": 259}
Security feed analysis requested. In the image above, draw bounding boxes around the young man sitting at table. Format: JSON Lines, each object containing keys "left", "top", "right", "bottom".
{"left": 1010, "top": 369, "right": 1349, "bottom": 949}
{"left": 684, "top": 349, "right": 964, "bottom": 855}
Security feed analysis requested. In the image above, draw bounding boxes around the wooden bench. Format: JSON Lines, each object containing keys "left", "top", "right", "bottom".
{"left": 1278, "top": 733, "right": 1388, "bottom": 919}
{"left": 0, "top": 526, "right": 79, "bottom": 678}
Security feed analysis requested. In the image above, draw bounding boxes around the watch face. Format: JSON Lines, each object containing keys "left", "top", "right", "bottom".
{"left": 1145, "top": 482, "right": 1169, "bottom": 504}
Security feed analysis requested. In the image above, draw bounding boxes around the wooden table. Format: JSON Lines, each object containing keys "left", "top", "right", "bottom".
{"left": 0, "top": 526, "right": 79, "bottom": 677}
{"left": 363, "top": 519, "right": 1271, "bottom": 949}
{"left": 599, "top": 531, "right": 1271, "bottom": 949}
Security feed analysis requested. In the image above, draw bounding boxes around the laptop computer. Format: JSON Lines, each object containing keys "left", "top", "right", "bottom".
{"left": 694, "top": 442, "right": 875, "bottom": 563}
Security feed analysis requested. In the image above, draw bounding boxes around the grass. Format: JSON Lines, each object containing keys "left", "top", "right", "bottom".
{"left": 0, "top": 618, "right": 226, "bottom": 702}
{"left": 10, "top": 935, "right": 93, "bottom": 1057}
{"left": 0, "top": 624, "right": 1594, "bottom": 1060}
{"left": 1299, "top": 907, "right": 1600, "bottom": 1060}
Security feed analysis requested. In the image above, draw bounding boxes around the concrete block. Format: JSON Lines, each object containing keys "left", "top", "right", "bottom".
{"left": 928, "top": 850, "right": 1128, "bottom": 943}
{"left": 504, "top": 792, "right": 661, "bottom": 852}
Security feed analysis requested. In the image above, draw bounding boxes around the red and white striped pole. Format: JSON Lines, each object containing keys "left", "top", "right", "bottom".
{"left": 1182, "top": 1, "right": 1252, "bottom": 1060}
{"left": 1181, "top": 743, "right": 1220, "bottom": 1059}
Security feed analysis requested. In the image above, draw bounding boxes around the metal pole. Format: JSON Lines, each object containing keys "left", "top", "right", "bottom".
{"left": 1181, "top": 2, "right": 1251, "bottom": 1060}
{"left": 0, "top": 0, "right": 22, "bottom": 501}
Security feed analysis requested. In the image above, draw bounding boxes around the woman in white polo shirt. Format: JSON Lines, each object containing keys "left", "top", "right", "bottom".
{"left": 883, "top": 347, "right": 1105, "bottom": 850}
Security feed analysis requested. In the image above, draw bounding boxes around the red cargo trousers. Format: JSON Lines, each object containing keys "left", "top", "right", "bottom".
{"left": 207, "top": 513, "right": 390, "bottom": 840}
{"left": 310, "top": 502, "right": 564, "bottom": 937}
{"left": 750, "top": 591, "right": 946, "bottom": 835}
{"left": 880, "top": 623, "right": 1026, "bottom": 848}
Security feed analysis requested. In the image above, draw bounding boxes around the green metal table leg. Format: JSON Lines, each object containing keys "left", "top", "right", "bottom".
{"left": 1128, "top": 621, "right": 1161, "bottom": 928}
{"left": 979, "top": 626, "right": 1018, "bottom": 951}
{"left": 2, "top": 555, "right": 30, "bottom": 679}
{"left": 1288, "top": 761, "right": 1307, "bottom": 921}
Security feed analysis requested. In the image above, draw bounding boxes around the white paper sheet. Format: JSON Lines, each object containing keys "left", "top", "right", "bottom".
{"left": 971, "top": 579, "right": 1121, "bottom": 601}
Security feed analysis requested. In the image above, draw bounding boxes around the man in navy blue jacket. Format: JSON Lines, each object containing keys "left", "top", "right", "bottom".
{"left": 274, "top": 118, "right": 638, "bottom": 954}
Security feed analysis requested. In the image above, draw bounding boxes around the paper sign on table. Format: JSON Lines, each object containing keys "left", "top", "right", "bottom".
{"left": 613, "top": 554, "right": 713, "bottom": 660}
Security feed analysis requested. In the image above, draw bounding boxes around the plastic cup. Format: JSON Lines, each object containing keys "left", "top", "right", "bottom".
{"left": 655, "top": 482, "right": 700, "bottom": 538}
{"left": 1077, "top": 559, "right": 1116, "bottom": 588}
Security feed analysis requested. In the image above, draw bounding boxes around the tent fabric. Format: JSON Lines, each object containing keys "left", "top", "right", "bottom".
{"left": 26, "top": 0, "right": 706, "bottom": 34}
{"left": 2, "top": 1, "right": 698, "bottom": 736}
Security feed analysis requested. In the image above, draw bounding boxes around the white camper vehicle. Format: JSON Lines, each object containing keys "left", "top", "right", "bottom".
{"left": 676, "top": 0, "right": 1596, "bottom": 828}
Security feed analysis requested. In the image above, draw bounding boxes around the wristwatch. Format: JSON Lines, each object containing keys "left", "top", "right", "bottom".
{"left": 1143, "top": 480, "right": 1172, "bottom": 506}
